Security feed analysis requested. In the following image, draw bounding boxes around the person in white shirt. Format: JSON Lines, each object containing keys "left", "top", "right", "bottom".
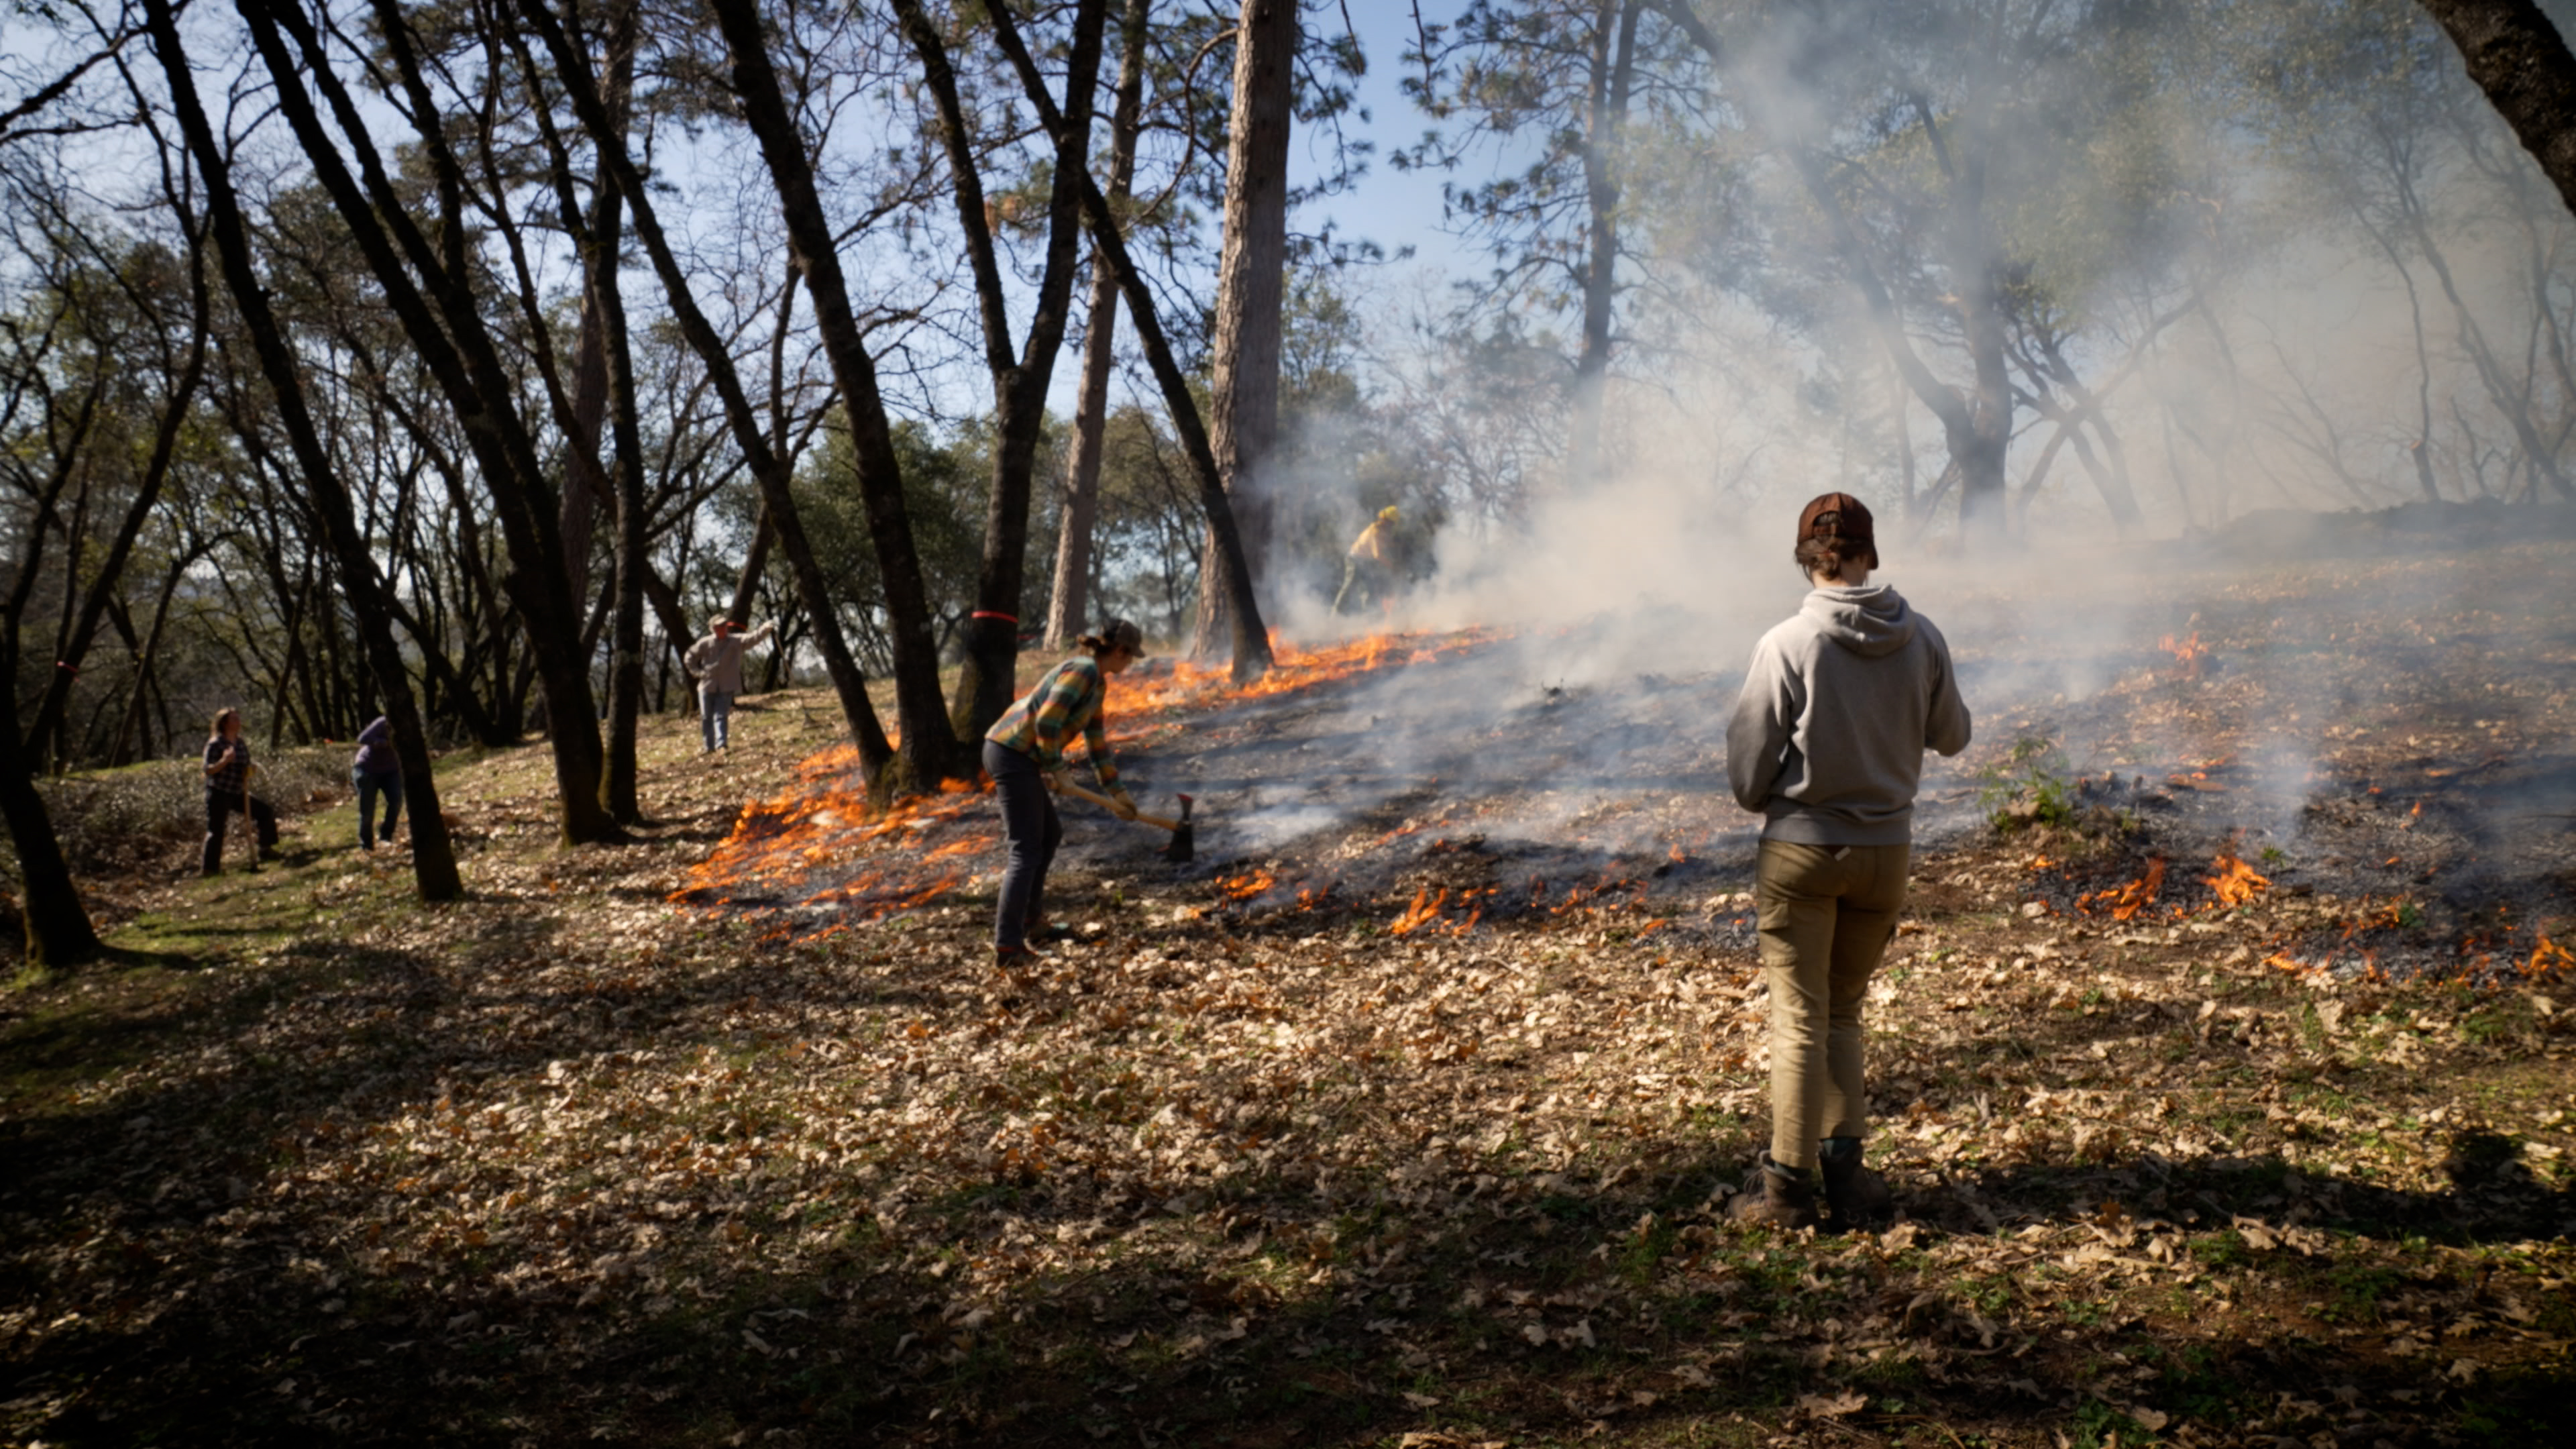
{"left": 682, "top": 616, "right": 776, "bottom": 753}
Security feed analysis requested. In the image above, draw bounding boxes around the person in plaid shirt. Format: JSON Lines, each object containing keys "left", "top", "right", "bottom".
{"left": 983, "top": 619, "right": 1143, "bottom": 959}
{"left": 200, "top": 708, "right": 278, "bottom": 875}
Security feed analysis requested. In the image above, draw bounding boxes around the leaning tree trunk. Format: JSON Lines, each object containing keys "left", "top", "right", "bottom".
{"left": 517, "top": 0, "right": 902, "bottom": 776}
{"left": 0, "top": 701, "right": 99, "bottom": 967}
{"left": 240, "top": 0, "right": 617, "bottom": 843}
{"left": 1187, "top": 0, "right": 1297, "bottom": 661}
{"left": 1046, "top": 0, "right": 1151, "bottom": 647}
{"left": 147, "top": 0, "right": 466, "bottom": 899}
{"left": 708, "top": 0, "right": 959, "bottom": 788}
{"left": 2418, "top": 0, "right": 2576, "bottom": 220}
{"left": 988, "top": 0, "right": 1273, "bottom": 681}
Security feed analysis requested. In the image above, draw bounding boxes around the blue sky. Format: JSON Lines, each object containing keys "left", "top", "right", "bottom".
{"left": 1286, "top": 1, "right": 1483, "bottom": 287}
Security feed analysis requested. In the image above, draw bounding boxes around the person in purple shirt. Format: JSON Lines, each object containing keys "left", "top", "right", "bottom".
{"left": 352, "top": 715, "right": 403, "bottom": 851}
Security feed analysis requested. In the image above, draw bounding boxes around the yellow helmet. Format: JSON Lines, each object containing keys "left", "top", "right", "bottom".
{"left": 1377, "top": 505, "right": 1401, "bottom": 523}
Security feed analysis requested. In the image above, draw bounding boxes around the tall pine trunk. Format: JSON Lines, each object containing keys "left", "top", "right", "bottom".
{"left": 1187, "top": 0, "right": 1296, "bottom": 660}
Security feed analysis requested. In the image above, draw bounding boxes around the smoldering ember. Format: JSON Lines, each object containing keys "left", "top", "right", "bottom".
{"left": 5, "top": 2, "right": 2576, "bottom": 1447}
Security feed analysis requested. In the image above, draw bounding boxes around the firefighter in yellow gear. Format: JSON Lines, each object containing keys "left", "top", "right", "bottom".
{"left": 1333, "top": 506, "right": 1402, "bottom": 616}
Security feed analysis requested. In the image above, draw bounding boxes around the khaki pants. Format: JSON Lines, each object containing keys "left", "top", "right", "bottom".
{"left": 1755, "top": 839, "right": 1911, "bottom": 1170}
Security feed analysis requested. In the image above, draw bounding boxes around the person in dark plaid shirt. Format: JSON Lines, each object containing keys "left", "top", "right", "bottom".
{"left": 201, "top": 708, "right": 278, "bottom": 875}
{"left": 982, "top": 619, "right": 1144, "bottom": 959}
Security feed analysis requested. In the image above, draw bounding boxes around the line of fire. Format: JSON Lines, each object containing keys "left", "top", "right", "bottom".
{"left": 674, "top": 535, "right": 2573, "bottom": 996}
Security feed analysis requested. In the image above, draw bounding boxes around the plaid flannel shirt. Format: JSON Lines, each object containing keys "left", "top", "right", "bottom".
{"left": 204, "top": 737, "right": 251, "bottom": 795}
{"left": 985, "top": 657, "right": 1120, "bottom": 788}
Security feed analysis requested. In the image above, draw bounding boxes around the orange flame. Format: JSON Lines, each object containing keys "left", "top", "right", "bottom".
{"left": 1218, "top": 869, "right": 1277, "bottom": 904}
{"left": 2203, "top": 850, "right": 2270, "bottom": 908}
{"left": 1389, "top": 885, "right": 1449, "bottom": 935}
{"left": 2159, "top": 632, "right": 2209, "bottom": 679}
{"left": 673, "top": 625, "right": 1509, "bottom": 929}
{"left": 2532, "top": 937, "right": 2574, "bottom": 979}
{"left": 1107, "top": 627, "right": 1507, "bottom": 741}
{"left": 2084, "top": 858, "right": 2167, "bottom": 920}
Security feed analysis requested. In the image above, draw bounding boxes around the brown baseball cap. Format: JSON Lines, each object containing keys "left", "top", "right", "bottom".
{"left": 1097, "top": 618, "right": 1148, "bottom": 658}
{"left": 1797, "top": 492, "right": 1876, "bottom": 545}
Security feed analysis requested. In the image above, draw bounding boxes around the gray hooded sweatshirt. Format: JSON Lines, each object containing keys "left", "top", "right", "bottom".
{"left": 1726, "top": 583, "right": 1972, "bottom": 846}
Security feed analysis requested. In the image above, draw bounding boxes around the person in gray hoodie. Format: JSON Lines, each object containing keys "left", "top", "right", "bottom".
{"left": 1724, "top": 492, "right": 1972, "bottom": 1232}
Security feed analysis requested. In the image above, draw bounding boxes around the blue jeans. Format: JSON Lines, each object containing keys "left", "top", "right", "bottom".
{"left": 354, "top": 769, "right": 403, "bottom": 849}
{"left": 985, "top": 739, "right": 1061, "bottom": 951}
{"left": 700, "top": 688, "right": 734, "bottom": 751}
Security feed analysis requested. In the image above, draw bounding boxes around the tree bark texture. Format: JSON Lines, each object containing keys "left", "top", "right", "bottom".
{"left": 705, "top": 0, "right": 958, "bottom": 788}
{"left": 0, "top": 696, "right": 98, "bottom": 966}
{"left": 147, "top": 0, "right": 466, "bottom": 900}
{"left": 986, "top": 1, "right": 1274, "bottom": 681}
{"left": 517, "top": 0, "right": 902, "bottom": 777}
{"left": 892, "top": 0, "right": 1108, "bottom": 745}
{"left": 580, "top": 3, "right": 649, "bottom": 821}
{"left": 1047, "top": 0, "right": 1155, "bottom": 649}
{"left": 1189, "top": 0, "right": 1297, "bottom": 660}
{"left": 2419, "top": 0, "right": 2576, "bottom": 219}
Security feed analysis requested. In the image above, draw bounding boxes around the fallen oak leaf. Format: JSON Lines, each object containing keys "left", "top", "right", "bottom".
{"left": 1797, "top": 1389, "right": 1867, "bottom": 1418}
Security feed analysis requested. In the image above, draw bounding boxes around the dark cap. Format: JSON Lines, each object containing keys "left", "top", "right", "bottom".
{"left": 1797, "top": 492, "right": 1876, "bottom": 545}
{"left": 1097, "top": 618, "right": 1147, "bottom": 658}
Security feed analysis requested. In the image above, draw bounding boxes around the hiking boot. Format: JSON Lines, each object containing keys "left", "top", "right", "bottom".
{"left": 1725, "top": 1154, "right": 1820, "bottom": 1231}
{"left": 993, "top": 943, "right": 1051, "bottom": 966}
{"left": 1818, "top": 1136, "right": 1894, "bottom": 1232}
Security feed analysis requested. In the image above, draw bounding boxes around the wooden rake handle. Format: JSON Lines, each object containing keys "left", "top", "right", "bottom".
{"left": 1055, "top": 778, "right": 1183, "bottom": 832}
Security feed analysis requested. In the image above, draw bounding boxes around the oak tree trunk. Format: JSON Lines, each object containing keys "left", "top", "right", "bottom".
{"left": 2419, "top": 0, "right": 2576, "bottom": 219}
{"left": 897, "top": 0, "right": 1109, "bottom": 745}
{"left": 518, "top": 0, "right": 902, "bottom": 777}
{"left": 241, "top": 0, "right": 618, "bottom": 843}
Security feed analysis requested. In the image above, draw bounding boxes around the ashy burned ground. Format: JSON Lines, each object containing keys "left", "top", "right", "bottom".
{"left": 2, "top": 525, "right": 2572, "bottom": 1447}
